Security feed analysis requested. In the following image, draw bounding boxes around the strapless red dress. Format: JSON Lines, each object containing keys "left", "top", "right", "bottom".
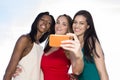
{"left": 41, "top": 48, "right": 71, "bottom": 80}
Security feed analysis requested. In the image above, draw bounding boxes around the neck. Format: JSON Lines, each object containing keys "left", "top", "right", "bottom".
{"left": 35, "top": 32, "right": 43, "bottom": 44}
{"left": 77, "top": 35, "right": 84, "bottom": 48}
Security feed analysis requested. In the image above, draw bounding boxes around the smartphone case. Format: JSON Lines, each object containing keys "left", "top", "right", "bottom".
{"left": 49, "top": 34, "right": 71, "bottom": 47}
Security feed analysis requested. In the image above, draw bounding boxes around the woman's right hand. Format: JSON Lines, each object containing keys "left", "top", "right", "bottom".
{"left": 12, "top": 66, "right": 22, "bottom": 78}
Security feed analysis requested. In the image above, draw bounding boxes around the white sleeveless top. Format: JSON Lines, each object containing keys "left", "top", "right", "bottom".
{"left": 13, "top": 43, "right": 44, "bottom": 80}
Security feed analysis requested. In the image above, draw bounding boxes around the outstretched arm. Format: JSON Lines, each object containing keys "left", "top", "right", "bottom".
{"left": 60, "top": 33, "right": 84, "bottom": 75}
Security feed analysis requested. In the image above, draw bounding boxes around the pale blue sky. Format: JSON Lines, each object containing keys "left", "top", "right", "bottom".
{"left": 0, "top": 0, "right": 120, "bottom": 80}
{"left": 0, "top": 0, "right": 39, "bottom": 22}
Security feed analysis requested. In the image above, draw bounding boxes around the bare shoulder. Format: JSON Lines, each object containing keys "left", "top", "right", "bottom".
{"left": 16, "top": 34, "right": 31, "bottom": 47}
{"left": 95, "top": 39, "right": 101, "bottom": 49}
{"left": 95, "top": 39, "right": 104, "bottom": 58}
{"left": 18, "top": 34, "right": 30, "bottom": 42}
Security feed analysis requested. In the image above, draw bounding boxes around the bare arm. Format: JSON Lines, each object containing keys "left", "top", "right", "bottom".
{"left": 3, "top": 35, "right": 28, "bottom": 80}
{"left": 94, "top": 40, "right": 109, "bottom": 80}
{"left": 60, "top": 33, "right": 84, "bottom": 75}
{"left": 69, "top": 48, "right": 84, "bottom": 75}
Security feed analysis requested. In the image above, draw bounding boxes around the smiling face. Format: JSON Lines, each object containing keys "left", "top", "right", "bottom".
{"left": 37, "top": 15, "right": 52, "bottom": 33}
{"left": 55, "top": 16, "right": 70, "bottom": 35}
{"left": 72, "top": 15, "right": 89, "bottom": 37}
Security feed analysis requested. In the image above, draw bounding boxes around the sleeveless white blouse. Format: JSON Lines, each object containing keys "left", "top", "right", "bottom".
{"left": 13, "top": 43, "right": 44, "bottom": 80}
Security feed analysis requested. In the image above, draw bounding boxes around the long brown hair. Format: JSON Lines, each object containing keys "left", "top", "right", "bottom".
{"left": 73, "top": 10, "right": 102, "bottom": 62}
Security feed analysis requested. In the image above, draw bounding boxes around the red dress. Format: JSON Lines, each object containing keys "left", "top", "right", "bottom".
{"left": 41, "top": 48, "right": 71, "bottom": 80}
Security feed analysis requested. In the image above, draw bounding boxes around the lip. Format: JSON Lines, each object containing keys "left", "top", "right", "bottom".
{"left": 39, "top": 25, "right": 47, "bottom": 32}
{"left": 56, "top": 31, "right": 61, "bottom": 33}
{"left": 55, "top": 30, "right": 63, "bottom": 34}
{"left": 56, "top": 28, "right": 62, "bottom": 31}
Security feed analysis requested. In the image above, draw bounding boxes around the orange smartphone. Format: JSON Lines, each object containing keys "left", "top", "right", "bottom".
{"left": 49, "top": 34, "right": 73, "bottom": 47}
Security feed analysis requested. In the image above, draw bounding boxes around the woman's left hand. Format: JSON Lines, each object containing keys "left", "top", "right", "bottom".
{"left": 60, "top": 33, "right": 84, "bottom": 75}
{"left": 60, "top": 33, "right": 81, "bottom": 57}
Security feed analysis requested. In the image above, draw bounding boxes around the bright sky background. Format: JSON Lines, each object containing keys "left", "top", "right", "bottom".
{"left": 0, "top": 0, "right": 120, "bottom": 80}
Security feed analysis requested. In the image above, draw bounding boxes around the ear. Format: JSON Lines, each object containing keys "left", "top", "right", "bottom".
{"left": 87, "top": 25, "right": 90, "bottom": 29}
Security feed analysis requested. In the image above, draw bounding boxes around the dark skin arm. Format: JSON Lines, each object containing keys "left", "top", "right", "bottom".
{"left": 3, "top": 35, "right": 29, "bottom": 80}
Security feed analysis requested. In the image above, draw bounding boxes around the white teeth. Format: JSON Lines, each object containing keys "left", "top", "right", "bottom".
{"left": 75, "top": 29, "right": 80, "bottom": 32}
{"left": 41, "top": 25, "right": 45, "bottom": 28}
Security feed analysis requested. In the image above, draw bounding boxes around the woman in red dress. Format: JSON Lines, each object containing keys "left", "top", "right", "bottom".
{"left": 41, "top": 14, "right": 84, "bottom": 80}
